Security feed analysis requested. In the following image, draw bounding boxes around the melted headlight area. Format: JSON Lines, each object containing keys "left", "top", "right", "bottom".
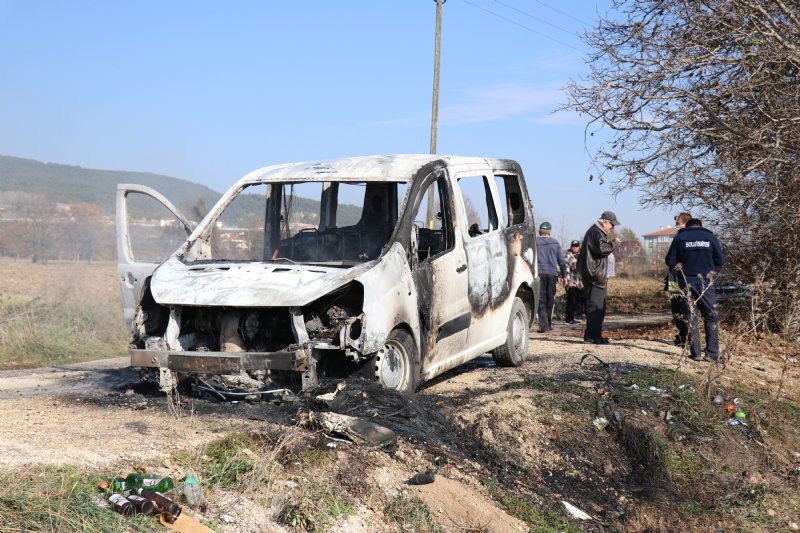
{"left": 302, "top": 282, "right": 365, "bottom": 350}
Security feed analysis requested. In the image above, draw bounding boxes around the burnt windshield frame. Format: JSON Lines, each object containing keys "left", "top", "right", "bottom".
{"left": 186, "top": 180, "right": 408, "bottom": 266}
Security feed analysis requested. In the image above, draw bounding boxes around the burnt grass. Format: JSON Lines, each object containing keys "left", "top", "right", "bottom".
{"left": 80, "top": 334, "right": 800, "bottom": 532}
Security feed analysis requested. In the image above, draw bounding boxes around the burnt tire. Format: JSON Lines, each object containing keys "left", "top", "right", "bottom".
{"left": 491, "top": 297, "right": 529, "bottom": 367}
{"left": 374, "top": 329, "right": 419, "bottom": 393}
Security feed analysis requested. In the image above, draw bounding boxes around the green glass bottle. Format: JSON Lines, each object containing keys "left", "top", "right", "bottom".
{"left": 124, "top": 473, "right": 175, "bottom": 493}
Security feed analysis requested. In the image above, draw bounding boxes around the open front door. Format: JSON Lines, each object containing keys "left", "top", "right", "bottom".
{"left": 116, "top": 184, "right": 194, "bottom": 331}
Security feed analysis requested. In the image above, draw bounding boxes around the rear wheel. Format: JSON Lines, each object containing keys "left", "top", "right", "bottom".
{"left": 374, "top": 329, "right": 419, "bottom": 393}
{"left": 492, "top": 297, "right": 529, "bottom": 367}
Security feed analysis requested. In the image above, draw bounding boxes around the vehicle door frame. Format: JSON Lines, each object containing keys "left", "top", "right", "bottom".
{"left": 450, "top": 165, "right": 511, "bottom": 352}
{"left": 116, "top": 184, "right": 194, "bottom": 330}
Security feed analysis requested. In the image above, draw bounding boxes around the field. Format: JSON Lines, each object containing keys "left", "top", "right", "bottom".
{"left": 0, "top": 259, "right": 799, "bottom": 532}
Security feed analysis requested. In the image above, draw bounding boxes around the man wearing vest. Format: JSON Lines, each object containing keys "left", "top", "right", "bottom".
{"left": 665, "top": 218, "right": 726, "bottom": 362}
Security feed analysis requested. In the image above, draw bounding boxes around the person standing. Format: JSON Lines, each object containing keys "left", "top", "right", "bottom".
{"left": 665, "top": 218, "right": 726, "bottom": 362}
{"left": 564, "top": 240, "right": 584, "bottom": 324}
{"left": 666, "top": 212, "right": 692, "bottom": 346}
{"left": 578, "top": 211, "right": 620, "bottom": 344}
{"left": 535, "top": 222, "right": 566, "bottom": 333}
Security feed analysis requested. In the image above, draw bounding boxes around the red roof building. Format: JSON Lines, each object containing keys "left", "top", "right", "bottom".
{"left": 642, "top": 226, "right": 677, "bottom": 257}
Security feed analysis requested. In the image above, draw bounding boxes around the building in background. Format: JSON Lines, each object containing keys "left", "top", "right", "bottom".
{"left": 643, "top": 226, "right": 677, "bottom": 258}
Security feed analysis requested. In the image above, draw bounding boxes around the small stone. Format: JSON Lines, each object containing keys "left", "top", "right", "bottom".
{"left": 788, "top": 521, "right": 799, "bottom": 531}
{"left": 395, "top": 450, "right": 405, "bottom": 460}
{"left": 766, "top": 509, "right": 776, "bottom": 517}
{"left": 219, "top": 514, "right": 234, "bottom": 524}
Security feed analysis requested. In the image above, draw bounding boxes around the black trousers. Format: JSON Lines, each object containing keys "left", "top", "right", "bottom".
{"left": 565, "top": 286, "right": 584, "bottom": 321}
{"left": 685, "top": 281, "right": 720, "bottom": 358}
{"left": 537, "top": 274, "right": 558, "bottom": 331}
{"left": 671, "top": 294, "right": 688, "bottom": 342}
{"left": 583, "top": 283, "right": 607, "bottom": 340}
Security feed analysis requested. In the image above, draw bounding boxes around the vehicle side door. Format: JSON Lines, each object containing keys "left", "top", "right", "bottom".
{"left": 409, "top": 172, "right": 471, "bottom": 371}
{"left": 116, "top": 184, "right": 194, "bottom": 331}
{"left": 452, "top": 170, "right": 510, "bottom": 349}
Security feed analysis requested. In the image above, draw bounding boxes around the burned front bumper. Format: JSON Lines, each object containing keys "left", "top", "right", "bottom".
{"left": 130, "top": 343, "right": 312, "bottom": 375}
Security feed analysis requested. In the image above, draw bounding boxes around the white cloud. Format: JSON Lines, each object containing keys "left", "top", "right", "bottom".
{"left": 530, "top": 109, "right": 584, "bottom": 125}
{"left": 440, "top": 84, "right": 565, "bottom": 124}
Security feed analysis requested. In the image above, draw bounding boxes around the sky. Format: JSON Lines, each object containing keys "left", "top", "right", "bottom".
{"left": 0, "top": 0, "right": 675, "bottom": 241}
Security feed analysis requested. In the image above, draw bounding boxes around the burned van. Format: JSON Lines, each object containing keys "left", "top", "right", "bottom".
{"left": 116, "top": 155, "right": 539, "bottom": 393}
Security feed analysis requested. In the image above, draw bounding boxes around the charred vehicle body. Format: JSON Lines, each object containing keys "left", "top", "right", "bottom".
{"left": 116, "top": 155, "right": 539, "bottom": 393}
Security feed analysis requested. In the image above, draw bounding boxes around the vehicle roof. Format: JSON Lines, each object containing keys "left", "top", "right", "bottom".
{"left": 236, "top": 154, "right": 511, "bottom": 185}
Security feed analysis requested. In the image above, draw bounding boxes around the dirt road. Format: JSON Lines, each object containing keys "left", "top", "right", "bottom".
{"left": 1, "top": 313, "right": 797, "bottom": 532}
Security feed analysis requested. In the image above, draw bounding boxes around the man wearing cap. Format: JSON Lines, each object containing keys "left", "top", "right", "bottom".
{"left": 536, "top": 221, "right": 566, "bottom": 333}
{"left": 578, "top": 211, "right": 621, "bottom": 344}
{"left": 564, "top": 240, "right": 584, "bottom": 324}
{"left": 665, "top": 218, "right": 726, "bottom": 362}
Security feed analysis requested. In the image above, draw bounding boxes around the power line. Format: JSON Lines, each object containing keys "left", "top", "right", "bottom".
{"left": 461, "top": 0, "right": 583, "bottom": 52}
{"left": 529, "top": 0, "right": 592, "bottom": 27}
{"left": 494, "top": 0, "right": 576, "bottom": 36}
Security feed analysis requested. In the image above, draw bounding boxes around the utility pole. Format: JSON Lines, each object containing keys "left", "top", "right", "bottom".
{"left": 429, "top": 0, "right": 444, "bottom": 154}
{"left": 427, "top": 0, "right": 444, "bottom": 228}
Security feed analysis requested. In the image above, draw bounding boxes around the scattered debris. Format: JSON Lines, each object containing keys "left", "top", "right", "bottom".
{"left": 593, "top": 417, "right": 609, "bottom": 431}
{"left": 561, "top": 500, "right": 593, "bottom": 520}
{"left": 648, "top": 385, "right": 668, "bottom": 396}
{"left": 299, "top": 411, "right": 396, "bottom": 447}
{"left": 407, "top": 470, "right": 436, "bottom": 485}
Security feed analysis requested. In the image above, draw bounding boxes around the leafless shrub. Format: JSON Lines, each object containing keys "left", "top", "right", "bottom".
{"left": 565, "top": 0, "right": 800, "bottom": 345}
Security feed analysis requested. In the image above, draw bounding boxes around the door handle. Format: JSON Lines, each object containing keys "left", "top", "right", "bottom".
{"left": 456, "top": 264, "right": 467, "bottom": 273}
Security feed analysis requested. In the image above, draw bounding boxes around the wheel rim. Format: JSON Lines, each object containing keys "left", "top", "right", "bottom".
{"left": 511, "top": 308, "right": 526, "bottom": 355}
{"left": 375, "top": 339, "right": 409, "bottom": 390}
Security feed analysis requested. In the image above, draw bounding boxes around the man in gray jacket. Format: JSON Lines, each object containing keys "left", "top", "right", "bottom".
{"left": 536, "top": 222, "right": 566, "bottom": 333}
{"left": 578, "top": 211, "right": 620, "bottom": 344}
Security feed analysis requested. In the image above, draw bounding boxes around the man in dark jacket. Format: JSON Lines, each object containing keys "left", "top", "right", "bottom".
{"left": 665, "top": 218, "right": 726, "bottom": 362}
{"left": 578, "top": 211, "right": 620, "bottom": 344}
{"left": 535, "top": 222, "right": 566, "bottom": 333}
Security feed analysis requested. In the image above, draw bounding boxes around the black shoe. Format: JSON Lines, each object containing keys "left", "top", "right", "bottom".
{"left": 688, "top": 353, "right": 703, "bottom": 361}
{"left": 592, "top": 337, "right": 610, "bottom": 345}
{"left": 704, "top": 354, "right": 724, "bottom": 363}
{"left": 538, "top": 328, "right": 551, "bottom": 334}
{"left": 674, "top": 335, "right": 687, "bottom": 347}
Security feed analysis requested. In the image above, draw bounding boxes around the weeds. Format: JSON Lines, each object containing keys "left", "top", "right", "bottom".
{"left": 384, "top": 494, "right": 442, "bottom": 532}
{"left": 0, "top": 465, "right": 160, "bottom": 532}
{"left": 481, "top": 479, "right": 580, "bottom": 533}
{"left": 0, "top": 263, "right": 127, "bottom": 369}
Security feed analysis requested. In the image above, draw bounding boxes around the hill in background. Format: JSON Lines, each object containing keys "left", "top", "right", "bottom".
{"left": 0, "top": 154, "right": 221, "bottom": 215}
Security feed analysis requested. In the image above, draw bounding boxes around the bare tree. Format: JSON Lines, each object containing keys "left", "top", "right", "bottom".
{"left": 565, "top": 0, "right": 800, "bottom": 339}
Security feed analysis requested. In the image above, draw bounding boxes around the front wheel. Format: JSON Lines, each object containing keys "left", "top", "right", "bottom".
{"left": 373, "top": 329, "right": 419, "bottom": 393}
{"left": 491, "top": 297, "right": 529, "bottom": 367}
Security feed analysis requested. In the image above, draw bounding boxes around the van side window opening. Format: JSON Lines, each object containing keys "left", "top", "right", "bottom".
{"left": 494, "top": 174, "right": 526, "bottom": 227}
{"left": 411, "top": 177, "right": 454, "bottom": 262}
{"left": 456, "top": 175, "right": 498, "bottom": 237}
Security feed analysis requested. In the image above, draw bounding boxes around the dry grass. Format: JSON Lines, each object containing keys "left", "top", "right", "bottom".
{"left": 0, "top": 259, "right": 127, "bottom": 369}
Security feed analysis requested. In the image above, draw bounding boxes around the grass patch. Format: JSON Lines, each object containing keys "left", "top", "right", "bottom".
{"left": 0, "top": 465, "right": 161, "bottom": 532}
{"left": 503, "top": 376, "right": 595, "bottom": 416}
{"left": 0, "top": 274, "right": 127, "bottom": 369}
{"left": 174, "top": 434, "right": 259, "bottom": 490}
{"left": 482, "top": 478, "right": 580, "bottom": 533}
{"left": 384, "top": 494, "right": 442, "bottom": 533}
{"left": 277, "top": 481, "right": 356, "bottom": 531}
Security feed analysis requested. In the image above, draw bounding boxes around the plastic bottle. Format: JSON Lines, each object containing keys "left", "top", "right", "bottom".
{"left": 131, "top": 487, "right": 182, "bottom": 519}
{"left": 107, "top": 494, "right": 134, "bottom": 517}
{"left": 182, "top": 474, "right": 205, "bottom": 507}
{"left": 126, "top": 494, "right": 158, "bottom": 515}
{"left": 124, "top": 473, "right": 175, "bottom": 493}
